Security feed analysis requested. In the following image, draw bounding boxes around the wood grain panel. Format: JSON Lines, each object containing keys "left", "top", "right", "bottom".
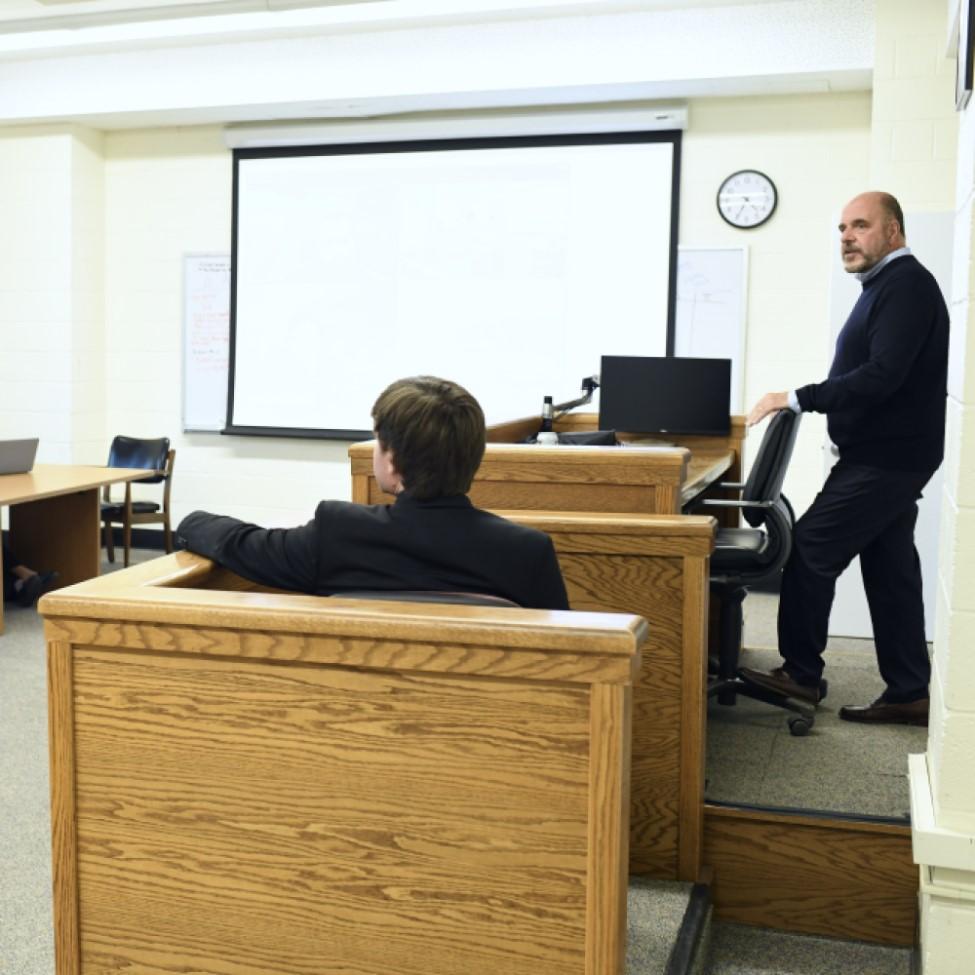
{"left": 559, "top": 551, "right": 688, "bottom": 878}
{"left": 704, "top": 805, "right": 917, "bottom": 945}
{"left": 678, "top": 556, "right": 709, "bottom": 881}
{"left": 44, "top": 573, "right": 644, "bottom": 975}
{"left": 586, "top": 684, "right": 630, "bottom": 975}
{"left": 11, "top": 488, "right": 100, "bottom": 587}
{"left": 43, "top": 618, "right": 637, "bottom": 686}
{"left": 71, "top": 648, "right": 596, "bottom": 975}
{"left": 47, "top": 641, "right": 80, "bottom": 975}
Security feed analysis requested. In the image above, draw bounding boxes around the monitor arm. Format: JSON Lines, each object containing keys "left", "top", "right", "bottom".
{"left": 553, "top": 375, "right": 600, "bottom": 420}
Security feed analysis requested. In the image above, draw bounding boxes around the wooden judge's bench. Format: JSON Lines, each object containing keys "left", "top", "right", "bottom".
{"left": 351, "top": 412, "right": 745, "bottom": 516}
{"left": 349, "top": 412, "right": 746, "bottom": 881}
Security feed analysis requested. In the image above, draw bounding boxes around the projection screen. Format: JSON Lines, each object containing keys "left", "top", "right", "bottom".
{"left": 228, "top": 131, "right": 681, "bottom": 437}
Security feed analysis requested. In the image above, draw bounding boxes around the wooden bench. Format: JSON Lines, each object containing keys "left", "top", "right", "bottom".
{"left": 41, "top": 553, "right": 646, "bottom": 975}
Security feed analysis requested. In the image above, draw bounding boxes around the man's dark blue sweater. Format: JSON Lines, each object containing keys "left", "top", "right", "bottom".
{"left": 796, "top": 254, "right": 949, "bottom": 473}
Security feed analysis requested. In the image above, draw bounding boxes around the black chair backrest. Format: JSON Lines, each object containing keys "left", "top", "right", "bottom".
{"left": 333, "top": 590, "right": 520, "bottom": 608}
{"left": 741, "top": 410, "right": 800, "bottom": 528}
{"left": 107, "top": 436, "right": 171, "bottom": 484}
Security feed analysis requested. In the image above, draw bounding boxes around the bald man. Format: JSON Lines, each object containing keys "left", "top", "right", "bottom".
{"left": 742, "top": 191, "right": 948, "bottom": 726}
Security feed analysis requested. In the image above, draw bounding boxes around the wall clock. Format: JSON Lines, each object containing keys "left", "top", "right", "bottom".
{"left": 717, "top": 170, "right": 778, "bottom": 229}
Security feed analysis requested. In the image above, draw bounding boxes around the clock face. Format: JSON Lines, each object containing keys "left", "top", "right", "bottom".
{"left": 717, "top": 170, "right": 777, "bottom": 229}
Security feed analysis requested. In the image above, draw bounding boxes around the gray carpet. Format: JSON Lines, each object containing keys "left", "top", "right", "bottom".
{"left": 0, "top": 601, "right": 55, "bottom": 975}
{"left": 706, "top": 592, "right": 927, "bottom": 818}
{"left": 627, "top": 877, "right": 693, "bottom": 973}
{"left": 707, "top": 922, "right": 911, "bottom": 974}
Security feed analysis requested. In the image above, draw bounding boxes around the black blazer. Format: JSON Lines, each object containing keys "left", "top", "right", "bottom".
{"left": 177, "top": 494, "right": 569, "bottom": 610}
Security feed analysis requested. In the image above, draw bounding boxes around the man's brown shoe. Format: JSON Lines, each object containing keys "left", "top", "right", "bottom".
{"left": 738, "top": 666, "right": 824, "bottom": 704}
{"left": 838, "top": 697, "right": 928, "bottom": 726}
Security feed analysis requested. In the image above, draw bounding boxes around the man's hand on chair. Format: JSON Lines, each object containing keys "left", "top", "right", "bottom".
{"left": 747, "top": 391, "right": 789, "bottom": 427}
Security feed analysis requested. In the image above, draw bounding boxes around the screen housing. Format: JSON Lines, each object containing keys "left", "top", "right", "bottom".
{"left": 598, "top": 355, "right": 732, "bottom": 437}
{"left": 226, "top": 130, "right": 682, "bottom": 439}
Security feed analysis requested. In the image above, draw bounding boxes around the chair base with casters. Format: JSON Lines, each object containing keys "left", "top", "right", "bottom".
{"left": 695, "top": 410, "right": 812, "bottom": 734}
{"left": 706, "top": 556, "right": 822, "bottom": 737}
{"left": 101, "top": 437, "right": 175, "bottom": 569}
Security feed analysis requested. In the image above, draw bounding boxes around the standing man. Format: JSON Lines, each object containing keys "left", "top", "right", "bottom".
{"left": 742, "top": 191, "right": 948, "bottom": 726}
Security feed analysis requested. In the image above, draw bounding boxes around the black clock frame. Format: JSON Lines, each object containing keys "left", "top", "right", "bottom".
{"left": 716, "top": 169, "right": 778, "bottom": 230}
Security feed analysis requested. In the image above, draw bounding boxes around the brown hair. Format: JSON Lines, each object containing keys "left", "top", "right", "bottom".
{"left": 371, "top": 376, "right": 486, "bottom": 500}
{"left": 878, "top": 192, "right": 906, "bottom": 238}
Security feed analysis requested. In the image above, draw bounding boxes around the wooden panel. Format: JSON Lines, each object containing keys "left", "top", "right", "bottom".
{"left": 560, "top": 551, "right": 686, "bottom": 878}
{"left": 10, "top": 488, "right": 100, "bottom": 587}
{"left": 678, "top": 556, "right": 708, "bottom": 880}
{"left": 586, "top": 684, "right": 630, "bottom": 975}
{"left": 499, "top": 512, "right": 716, "bottom": 557}
{"left": 70, "top": 647, "right": 595, "bottom": 975}
{"left": 360, "top": 478, "right": 681, "bottom": 514}
{"left": 44, "top": 566, "right": 644, "bottom": 975}
{"left": 704, "top": 805, "right": 917, "bottom": 945}
{"left": 47, "top": 640, "right": 80, "bottom": 975}
{"left": 501, "top": 512, "right": 715, "bottom": 881}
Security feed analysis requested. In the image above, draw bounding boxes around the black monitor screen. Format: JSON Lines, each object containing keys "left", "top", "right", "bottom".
{"left": 598, "top": 356, "right": 731, "bottom": 436}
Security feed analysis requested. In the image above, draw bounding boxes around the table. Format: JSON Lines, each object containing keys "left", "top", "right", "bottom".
{"left": 0, "top": 464, "right": 153, "bottom": 633}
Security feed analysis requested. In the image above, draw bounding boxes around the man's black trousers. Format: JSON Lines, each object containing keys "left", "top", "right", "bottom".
{"left": 777, "top": 459, "right": 934, "bottom": 703}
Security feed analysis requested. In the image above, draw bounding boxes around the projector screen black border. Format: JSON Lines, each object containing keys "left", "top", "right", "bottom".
{"left": 225, "top": 128, "right": 683, "bottom": 440}
{"left": 220, "top": 425, "right": 372, "bottom": 441}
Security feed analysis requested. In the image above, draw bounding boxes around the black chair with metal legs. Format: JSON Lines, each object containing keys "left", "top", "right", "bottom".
{"left": 695, "top": 409, "right": 818, "bottom": 735}
{"left": 101, "top": 436, "right": 175, "bottom": 568}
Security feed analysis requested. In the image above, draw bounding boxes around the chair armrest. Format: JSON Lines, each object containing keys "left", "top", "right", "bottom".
{"left": 717, "top": 481, "right": 745, "bottom": 489}
{"left": 699, "top": 499, "right": 774, "bottom": 510}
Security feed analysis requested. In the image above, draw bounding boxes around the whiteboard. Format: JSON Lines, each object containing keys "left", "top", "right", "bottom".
{"left": 182, "top": 253, "right": 231, "bottom": 432}
{"left": 675, "top": 246, "right": 748, "bottom": 411}
{"left": 229, "top": 136, "right": 677, "bottom": 435}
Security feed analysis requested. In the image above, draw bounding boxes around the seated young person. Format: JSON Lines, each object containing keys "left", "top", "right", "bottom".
{"left": 2, "top": 538, "right": 59, "bottom": 608}
{"left": 177, "top": 376, "right": 569, "bottom": 610}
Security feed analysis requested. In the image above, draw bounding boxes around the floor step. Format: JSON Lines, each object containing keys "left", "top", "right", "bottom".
{"left": 704, "top": 921, "right": 913, "bottom": 974}
{"left": 627, "top": 878, "right": 712, "bottom": 974}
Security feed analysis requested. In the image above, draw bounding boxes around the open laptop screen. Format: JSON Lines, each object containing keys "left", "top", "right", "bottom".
{"left": 0, "top": 438, "right": 39, "bottom": 476}
{"left": 598, "top": 356, "right": 731, "bottom": 436}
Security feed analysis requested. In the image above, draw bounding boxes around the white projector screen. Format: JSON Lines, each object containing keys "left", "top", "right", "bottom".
{"left": 228, "top": 132, "right": 680, "bottom": 437}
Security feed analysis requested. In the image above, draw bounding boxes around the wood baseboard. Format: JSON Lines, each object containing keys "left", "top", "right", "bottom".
{"left": 703, "top": 803, "right": 917, "bottom": 946}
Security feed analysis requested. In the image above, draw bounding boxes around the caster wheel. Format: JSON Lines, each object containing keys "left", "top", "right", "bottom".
{"left": 788, "top": 716, "right": 813, "bottom": 737}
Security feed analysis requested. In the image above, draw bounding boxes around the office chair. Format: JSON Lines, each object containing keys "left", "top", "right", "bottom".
{"left": 102, "top": 436, "right": 175, "bottom": 568}
{"left": 695, "top": 410, "right": 815, "bottom": 735}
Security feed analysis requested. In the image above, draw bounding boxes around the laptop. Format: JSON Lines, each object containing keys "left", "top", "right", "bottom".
{"left": 0, "top": 438, "right": 39, "bottom": 476}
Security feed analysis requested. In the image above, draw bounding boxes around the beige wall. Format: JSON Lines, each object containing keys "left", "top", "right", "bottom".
{"left": 102, "top": 126, "right": 354, "bottom": 527}
{"left": 91, "top": 91, "right": 875, "bottom": 528}
{"left": 681, "top": 92, "right": 871, "bottom": 516}
{"left": 0, "top": 127, "right": 102, "bottom": 466}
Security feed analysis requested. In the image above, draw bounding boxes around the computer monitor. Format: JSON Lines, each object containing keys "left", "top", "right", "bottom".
{"left": 598, "top": 356, "right": 731, "bottom": 436}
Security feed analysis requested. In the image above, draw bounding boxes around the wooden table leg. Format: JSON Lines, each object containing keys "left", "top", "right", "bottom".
{"left": 9, "top": 488, "right": 100, "bottom": 590}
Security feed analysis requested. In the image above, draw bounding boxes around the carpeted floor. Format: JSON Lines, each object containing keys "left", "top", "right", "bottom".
{"left": 706, "top": 922, "right": 911, "bottom": 975}
{"left": 705, "top": 592, "right": 928, "bottom": 818}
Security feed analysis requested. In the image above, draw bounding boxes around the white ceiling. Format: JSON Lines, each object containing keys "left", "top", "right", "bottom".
{"left": 0, "top": 0, "right": 874, "bottom": 129}
{"left": 0, "top": 0, "right": 797, "bottom": 33}
{"left": 0, "top": 0, "right": 369, "bottom": 32}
